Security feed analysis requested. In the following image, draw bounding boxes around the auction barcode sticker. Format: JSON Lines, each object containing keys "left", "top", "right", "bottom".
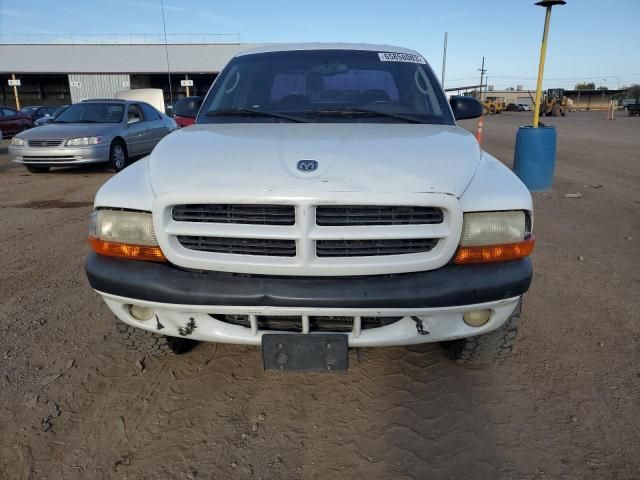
{"left": 378, "top": 52, "right": 426, "bottom": 64}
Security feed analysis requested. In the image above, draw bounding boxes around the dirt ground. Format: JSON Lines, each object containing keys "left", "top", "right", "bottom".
{"left": 0, "top": 110, "right": 638, "bottom": 480}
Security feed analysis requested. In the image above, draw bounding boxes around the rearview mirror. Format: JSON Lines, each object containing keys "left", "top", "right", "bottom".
{"left": 174, "top": 96, "right": 204, "bottom": 119}
{"left": 450, "top": 96, "right": 483, "bottom": 120}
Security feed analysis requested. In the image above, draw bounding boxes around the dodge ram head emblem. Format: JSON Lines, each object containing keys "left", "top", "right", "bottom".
{"left": 297, "top": 160, "right": 318, "bottom": 172}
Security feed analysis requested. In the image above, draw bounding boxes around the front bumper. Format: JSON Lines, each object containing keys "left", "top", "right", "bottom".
{"left": 9, "top": 144, "right": 110, "bottom": 166}
{"left": 86, "top": 253, "right": 532, "bottom": 346}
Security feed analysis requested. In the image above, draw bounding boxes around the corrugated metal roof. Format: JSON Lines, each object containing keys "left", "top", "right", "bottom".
{"left": 0, "top": 43, "right": 267, "bottom": 74}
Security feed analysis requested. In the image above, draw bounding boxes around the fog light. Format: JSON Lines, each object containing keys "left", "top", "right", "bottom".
{"left": 129, "top": 305, "right": 155, "bottom": 321}
{"left": 463, "top": 309, "right": 491, "bottom": 327}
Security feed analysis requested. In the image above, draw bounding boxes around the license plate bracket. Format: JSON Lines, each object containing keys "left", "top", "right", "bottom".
{"left": 262, "top": 334, "right": 348, "bottom": 372}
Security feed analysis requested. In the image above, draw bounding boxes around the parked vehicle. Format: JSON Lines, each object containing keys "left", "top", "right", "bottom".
{"left": 173, "top": 96, "right": 203, "bottom": 127}
{"left": 9, "top": 99, "right": 177, "bottom": 173}
{"left": 627, "top": 102, "right": 640, "bottom": 116}
{"left": 85, "top": 44, "right": 534, "bottom": 370}
{"left": 34, "top": 105, "right": 69, "bottom": 127}
{"left": 518, "top": 103, "right": 532, "bottom": 112}
{"left": 505, "top": 103, "right": 522, "bottom": 111}
{"left": 115, "top": 88, "right": 165, "bottom": 114}
{"left": 21, "top": 105, "right": 58, "bottom": 122}
{"left": 0, "top": 106, "right": 33, "bottom": 137}
{"left": 540, "top": 88, "right": 569, "bottom": 116}
{"left": 482, "top": 99, "right": 503, "bottom": 114}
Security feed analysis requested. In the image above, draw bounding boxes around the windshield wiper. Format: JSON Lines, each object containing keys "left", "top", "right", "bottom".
{"left": 206, "top": 108, "right": 308, "bottom": 123}
{"left": 304, "top": 108, "right": 424, "bottom": 124}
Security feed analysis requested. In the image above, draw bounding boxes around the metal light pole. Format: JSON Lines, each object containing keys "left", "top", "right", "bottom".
{"left": 441, "top": 32, "right": 448, "bottom": 87}
{"left": 532, "top": 0, "right": 566, "bottom": 128}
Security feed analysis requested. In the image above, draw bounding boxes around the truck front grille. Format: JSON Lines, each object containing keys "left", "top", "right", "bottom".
{"left": 172, "top": 204, "right": 295, "bottom": 225}
{"left": 316, "top": 238, "right": 438, "bottom": 257}
{"left": 160, "top": 195, "right": 460, "bottom": 275}
{"left": 316, "top": 205, "right": 443, "bottom": 226}
{"left": 177, "top": 236, "right": 296, "bottom": 257}
{"left": 211, "top": 314, "right": 403, "bottom": 332}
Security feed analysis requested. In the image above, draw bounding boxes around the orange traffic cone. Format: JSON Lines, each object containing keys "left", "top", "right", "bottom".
{"left": 476, "top": 115, "right": 484, "bottom": 144}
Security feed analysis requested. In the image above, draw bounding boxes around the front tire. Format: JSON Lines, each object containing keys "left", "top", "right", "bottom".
{"left": 109, "top": 140, "right": 128, "bottom": 172}
{"left": 442, "top": 300, "right": 521, "bottom": 364}
{"left": 26, "top": 165, "right": 50, "bottom": 173}
{"left": 115, "top": 320, "right": 198, "bottom": 356}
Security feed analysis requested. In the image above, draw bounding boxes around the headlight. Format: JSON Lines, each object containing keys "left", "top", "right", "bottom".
{"left": 10, "top": 137, "right": 25, "bottom": 146}
{"left": 66, "top": 136, "right": 103, "bottom": 146}
{"left": 454, "top": 211, "right": 534, "bottom": 264}
{"left": 89, "top": 209, "right": 165, "bottom": 262}
{"left": 460, "top": 211, "right": 527, "bottom": 247}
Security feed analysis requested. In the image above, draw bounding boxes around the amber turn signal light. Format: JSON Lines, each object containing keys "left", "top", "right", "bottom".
{"left": 454, "top": 237, "right": 535, "bottom": 264}
{"left": 89, "top": 236, "right": 166, "bottom": 262}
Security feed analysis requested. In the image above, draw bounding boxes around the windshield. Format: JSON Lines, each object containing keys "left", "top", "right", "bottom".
{"left": 54, "top": 103, "right": 124, "bottom": 123}
{"left": 197, "top": 49, "right": 453, "bottom": 125}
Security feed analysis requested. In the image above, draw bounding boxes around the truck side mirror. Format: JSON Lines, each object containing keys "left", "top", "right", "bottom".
{"left": 174, "top": 96, "right": 204, "bottom": 119}
{"left": 450, "top": 96, "right": 484, "bottom": 120}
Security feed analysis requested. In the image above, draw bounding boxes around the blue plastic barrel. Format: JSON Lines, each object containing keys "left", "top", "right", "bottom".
{"left": 513, "top": 125, "right": 557, "bottom": 192}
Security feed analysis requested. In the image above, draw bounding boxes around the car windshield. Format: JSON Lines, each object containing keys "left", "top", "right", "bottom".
{"left": 53, "top": 106, "right": 68, "bottom": 117}
{"left": 54, "top": 103, "right": 124, "bottom": 123}
{"left": 198, "top": 49, "right": 453, "bottom": 125}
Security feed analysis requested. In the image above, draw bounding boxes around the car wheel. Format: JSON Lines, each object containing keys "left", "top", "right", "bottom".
{"left": 442, "top": 300, "right": 521, "bottom": 364}
{"left": 109, "top": 140, "right": 128, "bottom": 172}
{"left": 25, "top": 165, "right": 50, "bottom": 173}
{"left": 115, "top": 319, "right": 198, "bottom": 356}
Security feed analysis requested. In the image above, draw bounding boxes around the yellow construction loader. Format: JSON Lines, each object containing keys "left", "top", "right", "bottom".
{"left": 481, "top": 98, "right": 505, "bottom": 115}
{"left": 539, "top": 88, "right": 569, "bottom": 116}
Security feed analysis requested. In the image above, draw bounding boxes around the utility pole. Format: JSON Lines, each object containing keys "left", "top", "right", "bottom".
{"left": 441, "top": 32, "right": 448, "bottom": 87}
{"left": 478, "top": 57, "right": 486, "bottom": 101}
{"left": 11, "top": 74, "right": 21, "bottom": 110}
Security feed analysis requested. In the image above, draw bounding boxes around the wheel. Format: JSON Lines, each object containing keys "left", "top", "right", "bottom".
{"left": 109, "top": 140, "right": 128, "bottom": 172}
{"left": 561, "top": 108, "right": 567, "bottom": 117}
{"left": 552, "top": 105, "right": 561, "bottom": 117}
{"left": 26, "top": 165, "right": 50, "bottom": 173}
{"left": 115, "top": 320, "right": 198, "bottom": 356}
{"left": 442, "top": 300, "right": 521, "bottom": 364}
{"left": 489, "top": 106, "right": 496, "bottom": 114}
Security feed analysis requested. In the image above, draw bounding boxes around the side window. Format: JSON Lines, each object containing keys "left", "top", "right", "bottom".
{"left": 139, "top": 103, "right": 161, "bottom": 120}
{"left": 2, "top": 108, "right": 17, "bottom": 116}
{"left": 127, "top": 104, "right": 144, "bottom": 123}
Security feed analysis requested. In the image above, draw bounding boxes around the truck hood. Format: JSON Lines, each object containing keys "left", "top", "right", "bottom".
{"left": 148, "top": 123, "right": 481, "bottom": 197}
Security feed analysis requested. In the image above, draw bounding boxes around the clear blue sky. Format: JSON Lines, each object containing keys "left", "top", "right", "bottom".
{"left": 1, "top": 0, "right": 638, "bottom": 90}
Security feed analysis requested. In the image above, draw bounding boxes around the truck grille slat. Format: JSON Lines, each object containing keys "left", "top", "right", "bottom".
{"left": 316, "top": 238, "right": 438, "bottom": 257}
{"left": 173, "top": 204, "right": 295, "bottom": 225}
{"left": 316, "top": 205, "right": 443, "bottom": 226}
{"left": 210, "top": 314, "right": 403, "bottom": 332}
{"left": 177, "top": 235, "right": 296, "bottom": 257}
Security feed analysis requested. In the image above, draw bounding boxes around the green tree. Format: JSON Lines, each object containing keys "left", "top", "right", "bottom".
{"left": 597, "top": 86, "right": 608, "bottom": 90}
{"left": 575, "top": 82, "right": 595, "bottom": 90}
{"left": 628, "top": 84, "right": 640, "bottom": 102}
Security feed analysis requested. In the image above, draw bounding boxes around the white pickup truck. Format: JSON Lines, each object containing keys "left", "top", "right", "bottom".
{"left": 85, "top": 44, "right": 534, "bottom": 370}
